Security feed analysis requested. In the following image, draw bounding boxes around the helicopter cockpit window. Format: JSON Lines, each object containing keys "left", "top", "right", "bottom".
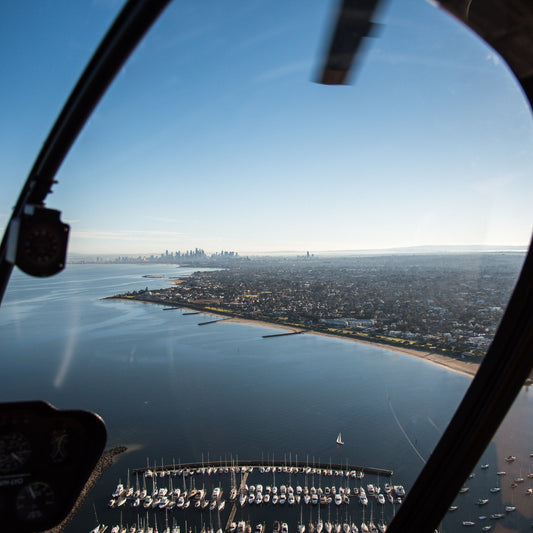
{"left": 0, "top": 1, "right": 532, "bottom": 532}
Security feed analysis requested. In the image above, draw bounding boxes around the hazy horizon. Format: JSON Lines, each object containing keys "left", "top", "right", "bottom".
{"left": 67, "top": 243, "right": 529, "bottom": 260}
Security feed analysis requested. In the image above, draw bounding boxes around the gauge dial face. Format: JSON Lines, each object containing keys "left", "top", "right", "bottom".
{"left": 15, "top": 481, "right": 56, "bottom": 523}
{"left": 0, "top": 431, "right": 31, "bottom": 473}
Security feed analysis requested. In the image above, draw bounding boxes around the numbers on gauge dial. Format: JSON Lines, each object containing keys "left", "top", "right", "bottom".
{"left": 0, "top": 431, "right": 32, "bottom": 473}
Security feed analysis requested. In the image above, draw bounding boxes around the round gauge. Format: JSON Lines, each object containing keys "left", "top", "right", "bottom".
{"left": 15, "top": 481, "right": 57, "bottom": 523}
{"left": 0, "top": 431, "right": 32, "bottom": 473}
{"left": 48, "top": 429, "right": 71, "bottom": 464}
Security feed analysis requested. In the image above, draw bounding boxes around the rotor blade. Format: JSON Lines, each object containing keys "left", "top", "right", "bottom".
{"left": 317, "top": 0, "right": 384, "bottom": 85}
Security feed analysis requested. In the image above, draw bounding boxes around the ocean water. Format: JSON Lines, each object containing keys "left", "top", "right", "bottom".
{"left": 0, "top": 264, "right": 531, "bottom": 532}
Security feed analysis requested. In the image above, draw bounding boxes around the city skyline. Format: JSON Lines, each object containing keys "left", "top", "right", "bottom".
{"left": 1, "top": 1, "right": 532, "bottom": 255}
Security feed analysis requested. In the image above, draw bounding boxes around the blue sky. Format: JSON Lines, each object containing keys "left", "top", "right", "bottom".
{"left": 1, "top": 0, "right": 532, "bottom": 255}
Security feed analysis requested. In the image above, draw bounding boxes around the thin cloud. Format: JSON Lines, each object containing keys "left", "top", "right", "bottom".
{"left": 144, "top": 215, "right": 182, "bottom": 224}
{"left": 72, "top": 230, "right": 184, "bottom": 241}
{"left": 252, "top": 59, "right": 313, "bottom": 84}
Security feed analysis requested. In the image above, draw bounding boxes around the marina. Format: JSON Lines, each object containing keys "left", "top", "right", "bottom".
{"left": 100, "top": 456, "right": 533, "bottom": 533}
{"left": 104, "top": 458, "right": 402, "bottom": 533}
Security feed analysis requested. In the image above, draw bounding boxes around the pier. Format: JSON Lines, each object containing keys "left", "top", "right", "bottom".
{"left": 198, "top": 318, "right": 232, "bottom": 326}
{"left": 225, "top": 471, "right": 248, "bottom": 531}
{"left": 132, "top": 459, "right": 393, "bottom": 478}
{"left": 262, "top": 331, "right": 306, "bottom": 338}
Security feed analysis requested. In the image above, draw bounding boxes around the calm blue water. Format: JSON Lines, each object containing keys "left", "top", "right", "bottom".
{"left": 0, "top": 264, "right": 531, "bottom": 532}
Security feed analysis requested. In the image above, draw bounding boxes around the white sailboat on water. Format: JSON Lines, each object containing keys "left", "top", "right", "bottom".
{"left": 336, "top": 433, "right": 344, "bottom": 446}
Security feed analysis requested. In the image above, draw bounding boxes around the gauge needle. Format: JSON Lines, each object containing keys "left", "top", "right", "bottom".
{"left": 28, "top": 485, "right": 36, "bottom": 499}
{"left": 10, "top": 452, "right": 22, "bottom": 463}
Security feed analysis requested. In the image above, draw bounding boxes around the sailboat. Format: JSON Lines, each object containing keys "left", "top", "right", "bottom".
{"left": 336, "top": 433, "right": 344, "bottom": 446}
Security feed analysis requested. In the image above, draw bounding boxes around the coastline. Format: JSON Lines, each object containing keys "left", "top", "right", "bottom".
{"left": 105, "top": 296, "right": 479, "bottom": 379}
{"left": 223, "top": 316, "right": 479, "bottom": 379}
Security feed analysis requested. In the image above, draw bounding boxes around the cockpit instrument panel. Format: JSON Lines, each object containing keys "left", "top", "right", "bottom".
{"left": 0, "top": 401, "right": 106, "bottom": 532}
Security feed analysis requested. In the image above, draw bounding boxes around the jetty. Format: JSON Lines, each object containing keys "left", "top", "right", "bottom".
{"left": 225, "top": 471, "right": 249, "bottom": 531}
{"left": 198, "top": 318, "right": 232, "bottom": 326}
{"left": 263, "top": 331, "right": 306, "bottom": 338}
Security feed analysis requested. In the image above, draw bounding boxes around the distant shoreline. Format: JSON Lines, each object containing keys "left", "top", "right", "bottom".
{"left": 104, "top": 296, "right": 480, "bottom": 379}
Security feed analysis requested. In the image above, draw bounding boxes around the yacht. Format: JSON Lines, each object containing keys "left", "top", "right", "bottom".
{"left": 116, "top": 495, "right": 127, "bottom": 507}
{"left": 90, "top": 526, "right": 108, "bottom": 533}
{"left": 393, "top": 485, "right": 405, "bottom": 497}
{"left": 112, "top": 482, "right": 125, "bottom": 498}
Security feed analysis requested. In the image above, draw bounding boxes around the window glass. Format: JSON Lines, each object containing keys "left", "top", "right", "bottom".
{"left": 0, "top": 1, "right": 532, "bottom": 532}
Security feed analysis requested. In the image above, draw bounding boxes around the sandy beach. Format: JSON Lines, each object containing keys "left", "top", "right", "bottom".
{"left": 106, "top": 296, "right": 480, "bottom": 379}
{"left": 222, "top": 315, "right": 480, "bottom": 379}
